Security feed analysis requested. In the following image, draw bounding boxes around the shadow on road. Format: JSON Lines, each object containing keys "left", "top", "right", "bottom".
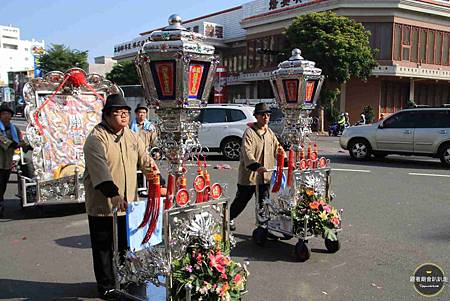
{"left": 55, "top": 234, "right": 91, "bottom": 249}
{"left": 0, "top": 201, "right": 86, "bottom": 222}
{"left": 0, "top": 279, "right": 98, "bottom": 300}
{"left": 327, "top": 154, "right": 447, "bottom": 170}
{"left": 231, "top": 233, "right": 330, "bottom": 262}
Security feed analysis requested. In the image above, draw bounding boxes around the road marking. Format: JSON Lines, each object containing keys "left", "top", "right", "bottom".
{"left": 331, "top": 168, "right": 371, "bottom": 173}
{"left": 408, "top": 172, "right": 450, "bottom": 178}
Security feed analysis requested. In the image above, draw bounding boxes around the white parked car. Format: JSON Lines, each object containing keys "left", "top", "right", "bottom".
{"left": 197, "top": 104, "right": 256, "bottom": 160}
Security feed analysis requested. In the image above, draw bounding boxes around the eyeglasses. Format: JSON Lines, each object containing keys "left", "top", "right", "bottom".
{"left": 112, "top": 110, "right": 130, "bottom": 117}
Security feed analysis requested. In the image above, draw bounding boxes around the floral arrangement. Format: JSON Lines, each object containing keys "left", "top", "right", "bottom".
{"left": 292, "top": 187, "right": 342, "bottom": 241}
{"left": 172, "top": 234, "right": 249, "bottom": 301}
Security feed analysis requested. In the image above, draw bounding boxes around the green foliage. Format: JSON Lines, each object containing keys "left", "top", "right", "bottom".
{"left": 171, "top": 238, "right": 248, "bottom": 300}
{"left": 285, "top": 12, "right": 378, "bottom": 122}
{"left": 322, "top": 88, "right": 340, "bottom": 123}
{"left": 39, "top": 44, "right": 88, "bottom": 73}
{"left": 285, "top": 12, "right": 378, "bottom": 84}
{"left": 106, "top": 60, "right": 140, "bottom": 85}
{"left": 362, "top": 105, "right": 375, "bottom": 123}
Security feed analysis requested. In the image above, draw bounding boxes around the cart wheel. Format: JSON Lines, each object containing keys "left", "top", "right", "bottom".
{"left": 295, "top": 240, "right": 311, "bottom": 262}
{"left": 252, "top": 227, "right": 267, "bottom": 246}
{"left": 325, "top": 238, "right": 340, "bottom": 253}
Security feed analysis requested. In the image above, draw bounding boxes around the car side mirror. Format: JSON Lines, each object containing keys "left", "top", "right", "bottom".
{"left": 378, "top": 123, "right": 384, "bottom": 129}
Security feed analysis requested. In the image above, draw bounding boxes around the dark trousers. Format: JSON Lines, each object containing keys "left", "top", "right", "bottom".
{"left": 88, "top": 215, "right": 127, "bottom": 293}
{"left": 230, "top": 184, "right": 270, "bottom": 220}
{"left": 0, "top": 169, "right": 11, "bottom": 204}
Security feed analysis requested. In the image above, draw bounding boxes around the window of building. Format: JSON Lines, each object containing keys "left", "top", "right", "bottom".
{"left": 426, "top": 30, "right": 435, "bottom": 64}
{"left": 444, "top": 33, "right": 449, "bottom": 65}
{"left": 435, "top": 32, "right": 442, "bottom": 65}
{"left": 215, "top": 26, "right": 224, "bottom": 39}
{"left": 193, "top": 26, "right": 199, "bottom": 33}
{"left": 3, "top": 43, "right": 18, "bottom": 50}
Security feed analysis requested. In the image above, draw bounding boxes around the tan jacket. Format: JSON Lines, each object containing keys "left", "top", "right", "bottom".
{"left": 0, "top": 123, "right": 21, "bottom": 170}
{"left": 136, "top": 124, "right": 157, "bottom": 150}
{"left": 238, "top": 123, "right": 280, "bottom": 186}
{"left": 83, "top": 122, "right": 158, "bottom": 216}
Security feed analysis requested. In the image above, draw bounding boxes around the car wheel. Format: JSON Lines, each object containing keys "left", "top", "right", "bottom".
{"left": 221, "top": 137, "right": 241, "bottom": 161}
{"left": 439, "top": 144, "right": 450, "bottom": 167}
{"left": 348, "top": 139, "right": 371, "bottom": 160}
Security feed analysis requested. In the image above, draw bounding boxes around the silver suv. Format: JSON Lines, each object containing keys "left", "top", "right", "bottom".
{"left": 339, "top": 108, "right": 450, "bottom": 166}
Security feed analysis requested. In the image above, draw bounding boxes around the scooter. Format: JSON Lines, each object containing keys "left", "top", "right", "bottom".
{"left": 328, "top": 122, "right": 349, "bottom": 136}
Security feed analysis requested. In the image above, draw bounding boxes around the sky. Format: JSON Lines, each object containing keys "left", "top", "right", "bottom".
{"left": 0, "top": 0, "right": 245, "bottom": 63}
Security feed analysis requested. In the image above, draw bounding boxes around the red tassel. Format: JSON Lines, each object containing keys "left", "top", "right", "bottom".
{"left": 272, "top": 146, "right": 285, "bottom": 193}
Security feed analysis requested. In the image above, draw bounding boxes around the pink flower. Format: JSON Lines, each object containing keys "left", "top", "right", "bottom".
{"left": 185, "top": 265, "right": 193, "bottom": 273}
{"left": 323, "top": 205, "right": 332, "bottom": 213}
{"left": 331, "top": 217, "right": 340, "bottom": 226}
{"left": 221, "top": 272, "right": 228, "bottom": 280}
{"left": 233, "top": 273, "right": 242, "bottom": 284}
{"left": 209, "top": 252, "right": 225, "bottom": 274}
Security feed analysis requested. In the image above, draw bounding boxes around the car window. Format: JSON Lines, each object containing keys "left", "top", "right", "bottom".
{"left": 414, "top": 110, "right": 450, "bottom": 128}
{"left": 383, "top": 111, "right": 417, "bottom": 128}
{"left": 200, "top": 108, "right": 227, "bottom": 123}
{"left": 228, "top": 109, "right": 246, "bottom": 122}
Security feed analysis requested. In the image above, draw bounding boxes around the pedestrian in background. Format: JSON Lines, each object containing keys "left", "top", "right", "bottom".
{"left": 0, "top": 104, "right": 26, "bottom": 217}
{"left": 83, "top": 94, "right": 160, "bottom": 299}
{"left": 229, "top": 102, "right": 283, "bottom": 231}
{"left": 130, "top": 102, "right": 157, "bottom": 149}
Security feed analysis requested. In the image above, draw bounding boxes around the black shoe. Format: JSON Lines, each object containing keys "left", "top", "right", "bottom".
{"left": 229, "top": 220, "right": 236, "bottom": 231}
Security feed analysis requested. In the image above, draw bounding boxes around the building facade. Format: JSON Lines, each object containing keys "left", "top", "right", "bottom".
{"left": 0, "top": 25, "right": 45, "bottom": 88}
{"left": 88, "top": 56, "right": 117, "bottom": 77}
{"left": 113, "top": 0, "right": 450, "bottom": 122}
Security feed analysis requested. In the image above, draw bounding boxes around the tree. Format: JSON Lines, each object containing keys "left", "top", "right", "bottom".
{"left": 39, "top": 44, "right": 88, "bottom": 73}
{"left": 106, "top": 60, "right": 140, "bottom": 85}
{"left": 285, "top": 12, "right": 378, "bottom": 121}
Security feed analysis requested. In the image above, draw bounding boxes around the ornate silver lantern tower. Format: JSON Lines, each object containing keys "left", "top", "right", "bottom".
{"left": 270, "top": 48, "right": 324, "bottom": 146}
{"left": 136, "top": 15, "right": 218, "bottom": 174}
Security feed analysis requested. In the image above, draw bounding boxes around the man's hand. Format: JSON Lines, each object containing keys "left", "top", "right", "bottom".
{"left": 256, "top": 166, "right": 267, "bottom": 174}
{"left": 110, "top": 195, "right": 127, "bottom": 212}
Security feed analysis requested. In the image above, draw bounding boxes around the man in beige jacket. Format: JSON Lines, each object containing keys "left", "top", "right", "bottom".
{"left": 0, "top": 104, "right": 27, "bottom": 217}
{"left": 229, "top": 102, "right": 282, "bottom": 231}
{"left": 83, "top": 94, "right": 159, "bottom": 299}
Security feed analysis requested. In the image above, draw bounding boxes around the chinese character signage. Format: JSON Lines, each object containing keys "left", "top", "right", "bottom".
{"left": 269, "top": 0, "right": 307, "bottom": 11}
{"left": 304, "top": 80, "right": 316, "bottom": 103}
{"left": 150, "top": 61, "right": 176, "bottom": 100}
{"left": 189, "top": 63, "right": 205, "bottom": 99}
{"left": 283, "top": 79, "right": 299, "bottom": 103}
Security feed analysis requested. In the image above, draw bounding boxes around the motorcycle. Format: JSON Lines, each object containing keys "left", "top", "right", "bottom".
{"left": 328, "top": 122, "right": 349, "bottom": 136}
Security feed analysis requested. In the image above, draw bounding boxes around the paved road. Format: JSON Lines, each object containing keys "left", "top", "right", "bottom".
{"left": 0, "top": 136, "right": 449, "bottom": 300}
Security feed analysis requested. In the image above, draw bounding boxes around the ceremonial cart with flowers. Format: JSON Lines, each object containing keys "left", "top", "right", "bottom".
{"left": 17, "top": 69, "right": 120, "bottom": 208}
{"left": 111, "top": 15, "right": 249, "bottom": 301}
{"left": 252, "top": 49, "right": 342, "bottom": 262}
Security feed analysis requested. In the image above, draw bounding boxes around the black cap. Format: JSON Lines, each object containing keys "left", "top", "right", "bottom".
{"left": 254, "top": 102, "right": 271, "bottom": 114}
{"left": 134, "top": 102, "right": 148, "bottom": 113}
{"left": 0, "top": 103, "right": 14, "bottom": 115}
{"left": 102, "top": 94, "right": 131, "bottom": 112}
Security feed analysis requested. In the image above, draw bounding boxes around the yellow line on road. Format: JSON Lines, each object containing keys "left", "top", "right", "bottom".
{"left": 408, "top": 172, "right": 450, "bottom": 178}
{"left": 331, "top": 168, "right": 371, "bottom": 173}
